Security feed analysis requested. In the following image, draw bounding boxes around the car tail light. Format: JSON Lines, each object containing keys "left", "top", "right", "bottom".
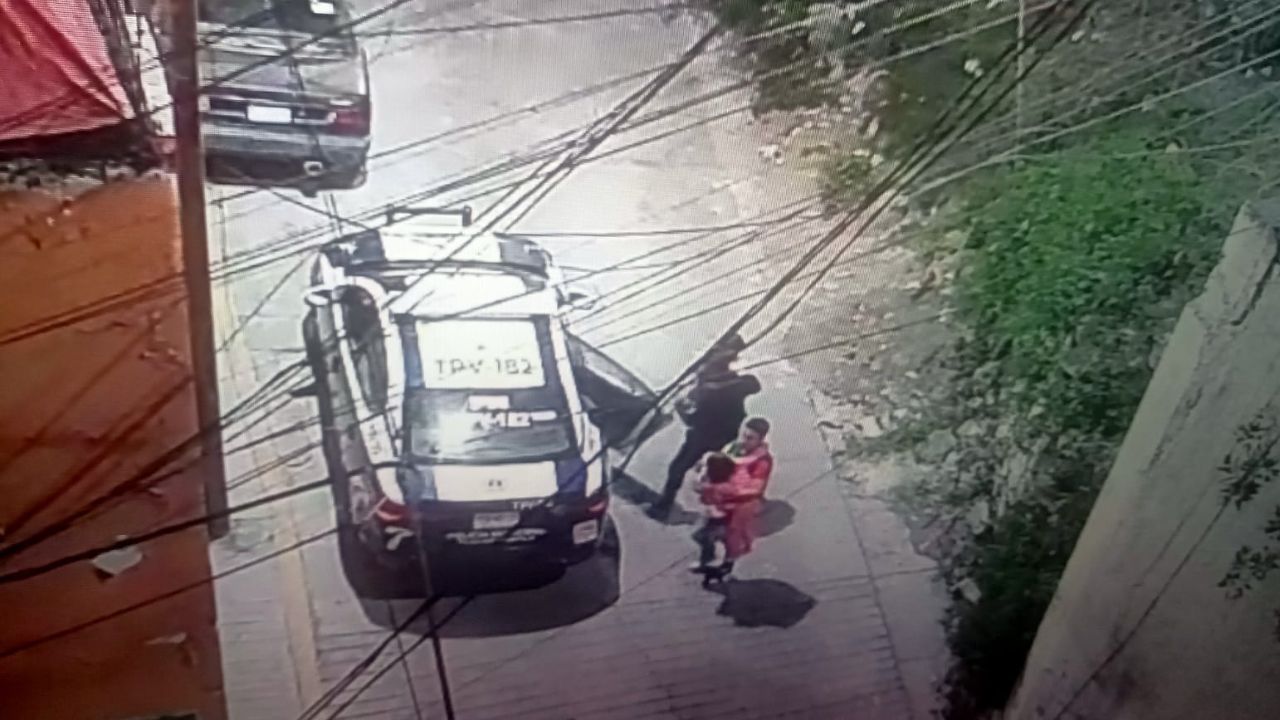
{"left": 373, "top": 466, "right": 408, "bottom": 525}
{"left": 374, "top": 497, "right": 409, "bottom": 525}
{"left": 331, "top": 99, "right": 369, "bottom": 135}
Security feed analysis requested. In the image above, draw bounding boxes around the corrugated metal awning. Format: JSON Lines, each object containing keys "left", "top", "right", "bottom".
{"left": 0, "top": 0, "right": 133, "bottom": 143}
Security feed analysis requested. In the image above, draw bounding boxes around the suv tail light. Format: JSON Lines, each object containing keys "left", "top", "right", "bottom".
{"left": 331, "top": 98, "right": 369, "bottom": 136}
{"left": 375, "top": 497, "right": 409, "bottom": 525}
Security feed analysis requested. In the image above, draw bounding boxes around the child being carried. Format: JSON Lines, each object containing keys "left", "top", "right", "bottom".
{"left": 691, "top": 452, "right": 739, "bottom": 581}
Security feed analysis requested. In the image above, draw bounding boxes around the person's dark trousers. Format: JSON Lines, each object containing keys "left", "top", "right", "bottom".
{"left": 693, "top": 518, "right": 727, "bottom": 566}
{"left": 657, "top": 429, "right": 732, "bottom": 510}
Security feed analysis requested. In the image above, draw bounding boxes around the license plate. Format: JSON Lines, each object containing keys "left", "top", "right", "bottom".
{"left": 246, "top": 105, "right": 293, "bottom": 124}
{"left": 473, "top": 511, "right": 519, "bottom": 530}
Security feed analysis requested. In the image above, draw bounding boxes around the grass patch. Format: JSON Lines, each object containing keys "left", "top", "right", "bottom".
{"left": 712, "top": 3, "right": 1280, "bottom": 716}
{"left": 953, "top": 131, "right": 1226, "bottom": 437}
{"left": 918, "top": 132, "right": 1231, "bottom": 717}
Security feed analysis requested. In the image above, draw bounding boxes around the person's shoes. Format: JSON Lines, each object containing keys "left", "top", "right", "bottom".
{"left": 688, "top": 561, "right": 711, "bottom": 574}
{"left": 697, "top": 563, "right": 730, "bottom": 585}
{"left": 705, "top": 562, "right": 735, "bottom": 582}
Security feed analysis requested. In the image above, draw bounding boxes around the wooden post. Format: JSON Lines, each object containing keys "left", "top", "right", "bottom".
{"left": 171, "top": 0, "right": 229, "bottom": 539}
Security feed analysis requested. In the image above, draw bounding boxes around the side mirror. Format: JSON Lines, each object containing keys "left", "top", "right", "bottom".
{"left": 304, "top": 287, "right": 334, "bottom": 307}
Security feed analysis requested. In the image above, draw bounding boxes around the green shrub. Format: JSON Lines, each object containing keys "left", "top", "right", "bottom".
{"left": 954, "top": 133, "right": 1226, "bottom": 437}
{"left": 928, "top": 134, "right": 1231, "bottom": 717}
{"left": 945, "top": 485, "right": 1100, "bottom": 716}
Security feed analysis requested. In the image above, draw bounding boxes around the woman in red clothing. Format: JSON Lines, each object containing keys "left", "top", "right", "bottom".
{"left": 700, "top": 417, "right": 773, "bottom": 582}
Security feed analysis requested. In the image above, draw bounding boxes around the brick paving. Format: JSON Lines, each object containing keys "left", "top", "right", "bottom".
{"left": 207, "top": 209, "right": 944, "bottom": 720}
{"left": 290, "top": 568, "right": 911, "bottom": 720}
{"left": 210, "top": 310, "right": 939, "bottom": 719}
{"left": 208, "top": 354, "right": 937, "bottom": 719}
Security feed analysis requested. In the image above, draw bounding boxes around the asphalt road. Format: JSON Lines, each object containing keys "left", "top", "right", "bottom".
{"left": 207, "top": 2, "right": 939, "bottom": 718}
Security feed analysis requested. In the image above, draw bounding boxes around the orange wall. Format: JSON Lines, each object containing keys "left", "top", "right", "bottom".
{"left": 0, "top": 176, "right": 225, "bottom": 720}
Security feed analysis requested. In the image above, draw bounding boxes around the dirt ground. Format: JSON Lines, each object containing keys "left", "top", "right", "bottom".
{"left": 749, "top": 95, "right": 957, "bottom": 529}
{"left": 735, "top": 95, "right": 960, "bottom": 709}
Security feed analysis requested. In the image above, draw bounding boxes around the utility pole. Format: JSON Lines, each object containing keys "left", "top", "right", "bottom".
{"left": 1016, "top": 0, "right": 1027, "bottom": 134}
{"left": 171, "top": 0, "right": 229, "bottom": 539}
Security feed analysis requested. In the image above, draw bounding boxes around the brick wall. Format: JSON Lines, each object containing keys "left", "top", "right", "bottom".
{"left": 0, "top": 175, "right": 225, "bottom": 720}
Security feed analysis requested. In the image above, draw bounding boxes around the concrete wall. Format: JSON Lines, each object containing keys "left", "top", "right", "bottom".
{"left": 0, "top": 176, "right": 225, "bottom": 720}
{"left": 1006, "top": 201, "right": 1280, "bottom": 719}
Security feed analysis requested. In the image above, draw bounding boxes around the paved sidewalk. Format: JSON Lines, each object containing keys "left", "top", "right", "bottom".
{"left": 209, "top": 274, "right": 947, "bottom": 718}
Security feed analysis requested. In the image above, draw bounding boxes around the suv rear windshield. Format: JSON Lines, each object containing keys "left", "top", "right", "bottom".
{"left": 400, "top": 318, "right": 576, "bottom": 464}
{"left": 198, "top": 0, "right": 348, "bottom": 36}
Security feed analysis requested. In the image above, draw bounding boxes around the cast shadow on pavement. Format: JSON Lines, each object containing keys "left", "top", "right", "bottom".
{"left": 756, "top": 498, "right": 797, "bottom": 539}
{"left": 704, "top": 578, "right": 817, "bottom": 629}
{"left": 609, "top": 469, "right": 704, "bottom": 527}
{"left": 611, "top": 469, "right": 798, "bottom": 535}
{"left": 358, "top": 522, "right": 622, "bottom": 638}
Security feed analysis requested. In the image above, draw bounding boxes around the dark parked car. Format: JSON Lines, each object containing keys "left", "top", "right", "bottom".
{"left": 156, "top": 0, "right": 371, "bottom": 191}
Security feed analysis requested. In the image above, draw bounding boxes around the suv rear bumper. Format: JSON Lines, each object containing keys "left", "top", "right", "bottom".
{"left": 362, "top": 495, "right": 609, "bottom": 570}
{"left": 202, "top": 120, "right": 369, "bottom": 179}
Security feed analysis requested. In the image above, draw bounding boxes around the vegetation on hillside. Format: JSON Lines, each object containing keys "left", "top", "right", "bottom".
{"left": 712, "top": 0, "right": 1280, "bottom": 716}
{"left": 925, "top": 134, "right": 1228, "bottom": 714}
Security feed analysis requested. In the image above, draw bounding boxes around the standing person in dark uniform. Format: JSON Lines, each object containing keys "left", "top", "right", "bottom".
{"left": 651, "top": 335, "right": 759, "bottom": 518}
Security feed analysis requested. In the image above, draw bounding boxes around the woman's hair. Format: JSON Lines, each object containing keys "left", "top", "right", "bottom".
{"left": 704, "top": 452, "right": 736, "bottom": 483}
{"left": 745, "top": 417, "right": 771, "bottom": 437}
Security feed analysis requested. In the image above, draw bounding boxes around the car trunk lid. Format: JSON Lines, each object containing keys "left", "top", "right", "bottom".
{"left": 199, "top": 29, "right": 365, "bottom": 131}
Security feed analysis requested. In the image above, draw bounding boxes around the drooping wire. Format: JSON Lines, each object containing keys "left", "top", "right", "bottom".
{"left": 295, "top": 10, "right": 1093, "bottom": 718}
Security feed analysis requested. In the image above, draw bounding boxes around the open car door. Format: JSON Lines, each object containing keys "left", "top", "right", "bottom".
{"left": 565, "top": 332, "right": 671, "bottom": 451}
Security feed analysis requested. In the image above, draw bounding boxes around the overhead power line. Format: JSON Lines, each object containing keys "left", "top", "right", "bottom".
{"left": 303, "top": 7, "right": 1093, "bottom": 717}
{"left": 4, "top": 9, "right": 1087, "bottom": 713}
{"left": 0, "top": 0, "right": 488, "bottom": 137}
{"left": 0, "top": 477, "right": 330, "bottom": 585}
{"left": 293, "top": 598, "right": 437, "bottom": 720}
{"left": 3, "top": 0, "right": 1039, "bottom": 306}
{"left": 206, "top": 0, "right": 1006, "bottom": 212}
{"left": 322, "top": 14, "right": 1099, "bottom": 708}
{"left": 0, "top": 526, "right": 337, "bottom": 659}
{"left": 195, "top": 0, "right": 1025, "bottom": 269}
{"left": 10, "top": 5, "right": 1280, "bottom": 696}
{"left": 204, "top": 0, "right": 1280, "bottom": 319}
{"left": 5, "top": 0, "right": 1254, "bottom": 558}
{"left": 356, "top": 3, "right": 691, "bottom": 36}
{"left": 0, "top": 361, "right": 307, "bottom": 563}
{"left": 316, "top": 596, "right": 476, "bottom": 720}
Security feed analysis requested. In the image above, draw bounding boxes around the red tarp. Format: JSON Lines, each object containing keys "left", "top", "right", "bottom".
{"left": 0, "top": 0, "right": 133, "bottom": 143}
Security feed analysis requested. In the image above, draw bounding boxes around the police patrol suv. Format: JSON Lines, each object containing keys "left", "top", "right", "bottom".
{"left": 297, "top": 207, "right": 665, "bottom": 597}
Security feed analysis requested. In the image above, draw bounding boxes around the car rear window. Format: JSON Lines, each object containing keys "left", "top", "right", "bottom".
{"left": 198, "top": 0, "right": 348, "bottom": 36}
{"left": 400, "top": 318, "right": 576, "bottom": 463}
{"left": 416, "top": 319, "right": 547, "bottom": 390}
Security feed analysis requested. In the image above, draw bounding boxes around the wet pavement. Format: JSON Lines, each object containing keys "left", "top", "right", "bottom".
{"left": 207, "top": 1, "right": 944, "bottom": 718}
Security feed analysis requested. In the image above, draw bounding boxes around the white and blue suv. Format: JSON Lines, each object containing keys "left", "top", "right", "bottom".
{"left": 298, "top": 208, "right": 666, "bottom": 597}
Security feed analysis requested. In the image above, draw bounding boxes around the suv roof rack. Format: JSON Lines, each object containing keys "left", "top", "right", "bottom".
{"left": 384, "top": 204, "right": 472, "bottom": 227}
